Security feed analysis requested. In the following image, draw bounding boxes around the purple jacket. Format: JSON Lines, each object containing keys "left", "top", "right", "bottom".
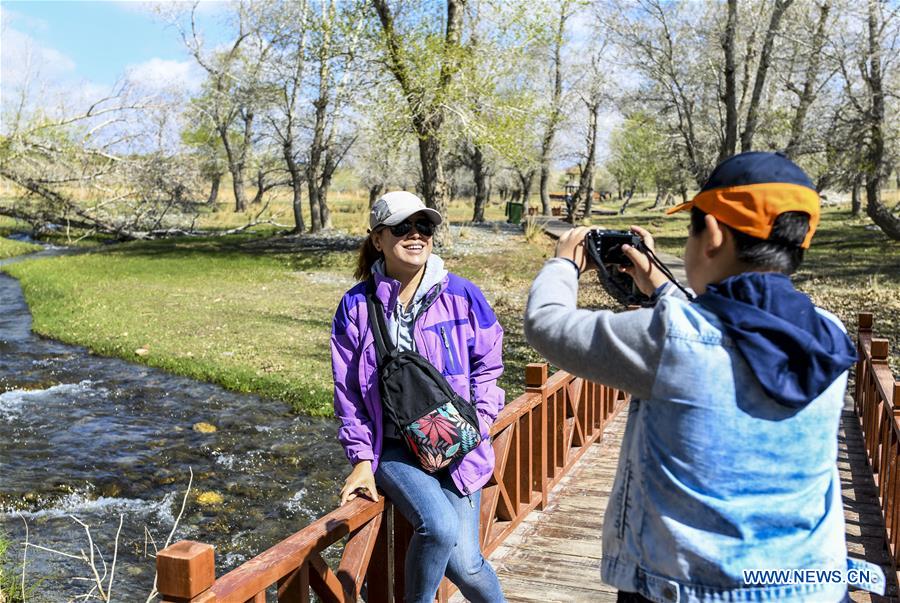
{"left": 331, "top": 271, "right": 505, "bottom": 495}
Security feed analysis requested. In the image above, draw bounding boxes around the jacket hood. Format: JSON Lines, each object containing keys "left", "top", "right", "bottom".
{"left": 372, "top": 254, "right": 448, "bottom": 311}
{"left": 695, "top": 272, "right": 856, "bottom": 408}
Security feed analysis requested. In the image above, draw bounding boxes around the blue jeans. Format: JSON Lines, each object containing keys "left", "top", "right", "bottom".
{"left": 375, "top": 439, "right": 505, "bottom": 603}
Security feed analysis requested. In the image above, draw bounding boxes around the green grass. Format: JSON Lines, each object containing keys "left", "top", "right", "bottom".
{"left": 0, "top": 237, "right": 41, "bottom": 260}
{"left": 0, "top": 531, "right": 26, "bottom": 603}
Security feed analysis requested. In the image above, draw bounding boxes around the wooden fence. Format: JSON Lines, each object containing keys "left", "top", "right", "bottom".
{"left": 155, "top": 362, "right": 626, "bottom": 602}
{"left": 854, "top": 312, "right": 900, "bottom": 578}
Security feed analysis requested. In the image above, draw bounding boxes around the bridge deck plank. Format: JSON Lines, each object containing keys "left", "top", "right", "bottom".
{"left": 450, "top": 397, "right": 897, "bottom": 602}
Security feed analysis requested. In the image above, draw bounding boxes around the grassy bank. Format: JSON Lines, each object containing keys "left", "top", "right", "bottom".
{"left": 0, "top": 237, "right": 41, "bottom": 260}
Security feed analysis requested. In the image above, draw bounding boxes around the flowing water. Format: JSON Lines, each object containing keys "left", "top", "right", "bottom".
{"left": 0, "top": 242, "right": 346, "bottom": 600}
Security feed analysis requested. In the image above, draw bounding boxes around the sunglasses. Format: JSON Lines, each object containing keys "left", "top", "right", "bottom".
{"left": 384, "top": 218, "right": 436, "bottom": 238}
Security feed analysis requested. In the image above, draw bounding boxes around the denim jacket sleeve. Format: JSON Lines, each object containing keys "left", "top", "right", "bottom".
{"left": 465, "top": 283, "right": 505, "bottom": 437}
{"left": 331, "top": 294, "right": 375, "bottom": 465}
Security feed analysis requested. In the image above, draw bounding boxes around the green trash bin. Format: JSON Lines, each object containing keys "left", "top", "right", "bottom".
{"left": 505, "top": 201, "right": 524, "bottom": 225}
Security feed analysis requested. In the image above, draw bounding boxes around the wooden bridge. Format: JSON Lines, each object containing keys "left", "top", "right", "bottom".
{"left": 156, "top": 313, "right": 899, "bottom": 603}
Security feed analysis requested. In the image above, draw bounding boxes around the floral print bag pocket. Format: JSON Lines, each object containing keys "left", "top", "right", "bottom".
{"left": 366, "top": 282, "right": 482, "bottom": 472}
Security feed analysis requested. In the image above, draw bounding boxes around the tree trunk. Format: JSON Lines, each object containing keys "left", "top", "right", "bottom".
{"left": 569, "top": 100, "right": 599, "bottom": 223}
{"left": 320, "top": 161, "right": 334, "bottom": 230}
{"left": 219, "top": 125, "right": 248, "bottom": 213}
{"left": 472, "top": 144, "right": 487, "bottom": 222}
{"left": 518, "top": 169, "right": 535, "bottom": 214}
{"left": 619, "top": 188, "right": 634, "bottom": 215}
{"left": 206, "top": 172, "right": 221, "bottom": 206}
{"left": 417, "top": 132, "right": 450, "bottom": 243}
{"left": 307, "top": 175, "right": 323, "bottom": 232}
{"left": 369, "top": 183, "right": 384, "bottom": 207}
{"left": 720, "top": 0, "right": 738, "bottom": 162}
{"left": 251, "top": 169, "right": 265, "bottom": 205}
{"left": 538, "top": 1, "right": 570, "bottom": 216}
{"left": 862, "top": 0, "right": 900, "bottom": 240}
{"left": 290, "top": 184, "right": 304, "bottom": 234}
{"left": 851, "top": 176, "right": 862, "bottom": 217}
{"left": 283, "top": 149, "right": 305, "bottom": 234}
{"left": 539, "top": 164, "right": 552, "bottom": 217}
{"left": 231, "top": 166, "right": 247, "bottom": 212}
{"left": 740, "top": 0, "right": 794, "bottom": 152}
{"left": 784, "top": 1, "right": 831, "bottom": 158}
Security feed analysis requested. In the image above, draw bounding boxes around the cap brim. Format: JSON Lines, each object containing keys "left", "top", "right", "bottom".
{"left": 666, "top": 201, "right": 693, "bottom": 215}
{"left": 380, "top": 207, "right": 443, "bottom": 226}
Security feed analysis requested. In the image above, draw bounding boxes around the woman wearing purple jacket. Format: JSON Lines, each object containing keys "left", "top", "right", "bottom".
{"left": 330, "top": 191, "right": 506, "bottom": 603}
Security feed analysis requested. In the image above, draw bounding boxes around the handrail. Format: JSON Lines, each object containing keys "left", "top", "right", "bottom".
{"left": 853, "top": 312, "right": 900, "bottom": 580}
{"left": 156, "top": 362, "right": 627, "bottom": 602}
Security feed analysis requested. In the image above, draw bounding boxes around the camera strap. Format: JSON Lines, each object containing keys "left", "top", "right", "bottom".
{"left": 642, "top": 247, "right": 695, "bottom": 301}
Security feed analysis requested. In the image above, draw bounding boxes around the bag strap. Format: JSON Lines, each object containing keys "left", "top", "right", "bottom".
{"left": 366, "top": 277, "right": 394, "bottom": 366}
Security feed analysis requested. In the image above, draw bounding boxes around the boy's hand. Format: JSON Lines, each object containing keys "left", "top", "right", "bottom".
{"left": 619, "top": 225, "right": 668, "bottom": 296}
{"left": 555, "top": 227, "right": 595, "bottom": 273}
{"left": 340, "top": 460, "right": 379, "bottom": 505}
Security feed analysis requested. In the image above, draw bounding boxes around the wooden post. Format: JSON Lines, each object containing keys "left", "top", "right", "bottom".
{"left": 393, "top": 511, "right": 413, "bottom": 602}
{"left": 859, "top": 312, "right": 874, "bottom": 332}
{"left": 157, "top": 540, "right": 216, "bottom": 603}
{"left": 365, "top": 503, "right": 393, "bottom": 603}
{"left": 872, "top": 338, "right": 890, "bottom": 363}
{"left": 525, "top": 362, "right": 549, "bottom": 510}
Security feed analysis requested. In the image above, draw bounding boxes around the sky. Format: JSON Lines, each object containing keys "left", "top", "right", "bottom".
{"left": 0, "top": 0, "right": 623, "bottom": 163}
{"left": 1, "top": 0, "right": 229, "bottom": 112}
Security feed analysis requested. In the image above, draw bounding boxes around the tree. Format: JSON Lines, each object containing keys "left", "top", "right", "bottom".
{"left": 180, "top": 121, "right": 228, "bottom": 206}
{"left": 0, "top": 88, "right": 207, "bottom": 240}
{"left": 371, "top": 0, "right": 468, "bottom": 245}
{"left": 303, "top": 0, "right": 363, "bottom": 232}
{"left": 859, "top": 0, "right": 900, "bottom": 238}
{"left": 605, "top": 112, "right": 665, "bottom": 213}
{"left": 179, "top": 1, "right": 273, "bottom": 213}
{"left": 537, "top": 0, "right": 575, "bottom": 216}
{"left": 448, "top": 1, "right": 547, "bottom": 222}
{"left": 606, "top": 0, "right": 807, "bottom": 186}
{"left": 263, "top": 0, "right": 311, "bottom": 233}
{"left": 566, "top": 11, "right": 611, "bottom": 223}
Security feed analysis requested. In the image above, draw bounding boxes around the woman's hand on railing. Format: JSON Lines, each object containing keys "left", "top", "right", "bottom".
{"left": 340, "top": 460, "right": 379, "bottom": 505}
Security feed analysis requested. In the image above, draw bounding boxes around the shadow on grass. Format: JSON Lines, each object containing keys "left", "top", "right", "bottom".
{"left": 87, "top": 232, "right": 364, "bottom": 271}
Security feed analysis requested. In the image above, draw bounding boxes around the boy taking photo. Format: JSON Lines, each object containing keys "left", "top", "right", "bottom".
{"left": 524, "top": 152, "right": 884, "bottom": 602}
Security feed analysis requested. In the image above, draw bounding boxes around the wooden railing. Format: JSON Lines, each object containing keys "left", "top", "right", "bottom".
{"left": 854, "top": 312, "right": 900, "bottom": 573}
{"left": 156, "top": 362, "right": 627, "bottom": 602}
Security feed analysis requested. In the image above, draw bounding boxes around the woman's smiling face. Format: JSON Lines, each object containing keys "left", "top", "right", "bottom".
{"left": 372, "top": 212, "right": 434, "bottom": 279}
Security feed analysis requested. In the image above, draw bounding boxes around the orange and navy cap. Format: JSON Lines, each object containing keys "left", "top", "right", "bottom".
{"left": 667, "top": 151, "right": 820, "bottom": 248}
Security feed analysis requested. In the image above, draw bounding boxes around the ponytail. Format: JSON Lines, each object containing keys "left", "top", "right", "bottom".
{"left": 354, "top": 235, "right": 383, "bottom": 282}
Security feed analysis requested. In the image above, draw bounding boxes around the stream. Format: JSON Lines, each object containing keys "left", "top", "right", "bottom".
{"left": 0, "top": 241, "right": 346, "bottom": 600}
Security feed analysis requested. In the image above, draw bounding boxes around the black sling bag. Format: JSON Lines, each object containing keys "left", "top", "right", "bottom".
{"left": 365, "top": 279, "right": 481, "bottom": 472}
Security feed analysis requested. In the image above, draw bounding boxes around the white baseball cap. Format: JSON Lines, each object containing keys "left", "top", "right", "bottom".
{"left": 369, "top": 191, "right": 443, "bottom": 230}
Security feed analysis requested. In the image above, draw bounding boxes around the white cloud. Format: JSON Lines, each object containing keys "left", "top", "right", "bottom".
{"left": 113, "top": 0, "right": 229, "bottom": 18}
{"left": 1, "top": 21, "right": 77, "bottom": 90}
{"left": 124, "top": 57, "right": 201, "bottom": 93}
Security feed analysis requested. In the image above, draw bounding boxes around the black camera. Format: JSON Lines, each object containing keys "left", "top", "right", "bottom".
{"left": 584, "top": 229, "right": 644, "bottom": 267}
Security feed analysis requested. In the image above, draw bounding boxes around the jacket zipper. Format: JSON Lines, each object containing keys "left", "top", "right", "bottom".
{"left": 440, "top": 326, "right": 451, "bottom": 350}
